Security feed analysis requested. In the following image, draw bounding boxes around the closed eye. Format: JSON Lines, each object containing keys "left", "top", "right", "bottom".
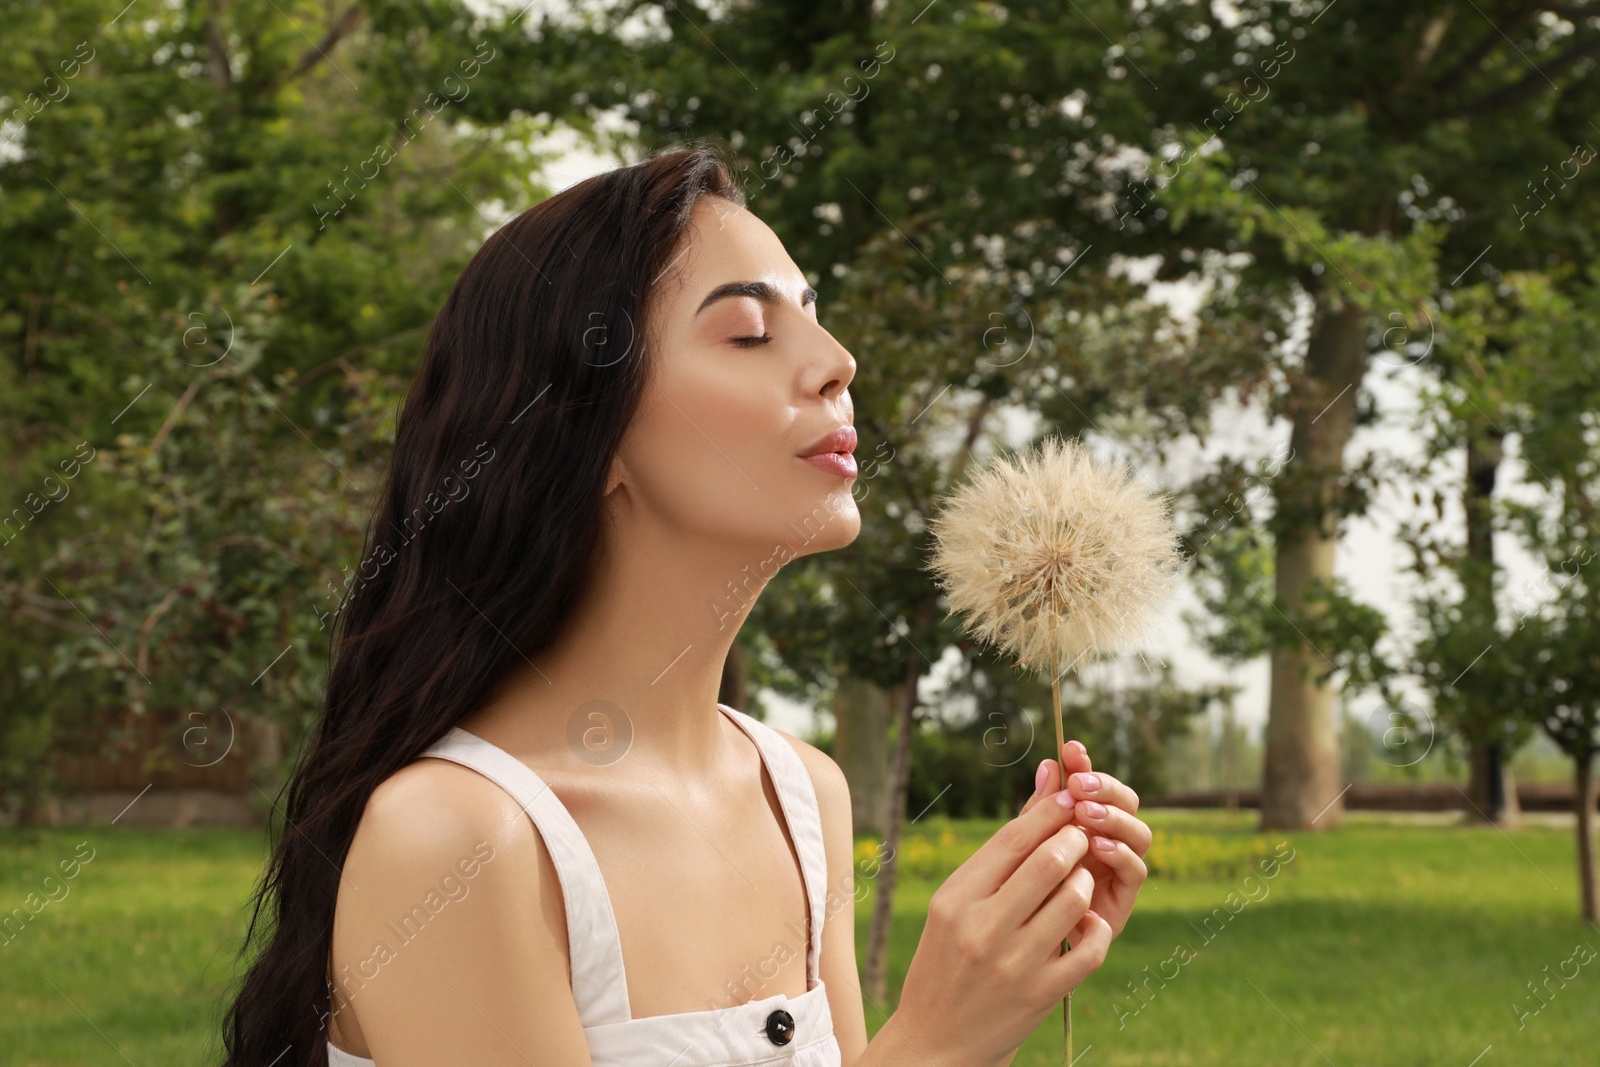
{"left": 732, "top": 334, "right": 773, "bottom": 347}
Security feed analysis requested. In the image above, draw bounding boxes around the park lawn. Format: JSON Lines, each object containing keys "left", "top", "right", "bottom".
{"left": 1, "top": 812, "right": 1595, "bottom": 1066}
{"left": 865, "top": 810, "right": 1600, "bottom": 1067}
{"left": 0, "top": 826, "right": 266, "bottom": 1066}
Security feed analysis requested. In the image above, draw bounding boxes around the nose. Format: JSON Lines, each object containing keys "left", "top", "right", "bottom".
{"left": 806, "top": 325, "right": 856, "bottom": 403}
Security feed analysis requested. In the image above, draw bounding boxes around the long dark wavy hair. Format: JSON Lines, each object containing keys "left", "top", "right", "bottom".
{"left": 222, "top": 143, "right": 745, "bottom": 1067}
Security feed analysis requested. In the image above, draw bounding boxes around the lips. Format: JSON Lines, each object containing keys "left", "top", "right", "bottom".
{"left": 799, "top": 424, "right": 858, "bottom": 479}
{"left": 801, "top": 425, "right": 857, "bottom": 458}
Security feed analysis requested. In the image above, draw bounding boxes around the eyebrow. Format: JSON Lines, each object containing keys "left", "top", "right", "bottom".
{"left": 694, "top": 279, "right": 818, "bottom": 316}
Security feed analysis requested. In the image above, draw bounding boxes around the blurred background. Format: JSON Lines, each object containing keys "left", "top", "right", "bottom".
{"left": 2, "top": 0, "right": 1598, "bottom": 1063}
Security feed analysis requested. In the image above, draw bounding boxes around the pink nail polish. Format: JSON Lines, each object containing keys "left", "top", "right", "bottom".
{"left": 1093, "top": 836, "right": 1117, "bottom": 852}
{"left": 1077, "top": 773, "right": 1100, "bottom": 793}
{"left": 1034, "top": 760, "right": 1052, "bottom": 796}
{"left": 1083, "top": 800, "right": 1108, "bottom": 819}
{"left": 1055, "top": 792, "right": 1075, "bottom": 811}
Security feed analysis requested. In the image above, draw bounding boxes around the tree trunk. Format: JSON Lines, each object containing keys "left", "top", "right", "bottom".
{"left": 863, "top": 598, "right": 936, "bottom": 1003}
{"left": 1466, "top": 740, "right": 1523, "bottom": 826}
{"left": 1261, "top": 299, "right": 1366, "bottom": 831}
{"left": 1222, "top": 692, "right": 1240, "bottom": 814}
{"left": 1576, "top": 752, "right": 1598, "bottom": 924}
{"left": 863, "top": 666, "right": 918, "bottom": 1003}
{"left": 1461, "top": 424, "right": 1522, "bottom": 825}
{"left": 833, "top": 676, "right": 894, "bottom": 835}
{"left": 246, "top": 715, "right": 285, "bottom": 787}
{"left": 16, "top": 789, "right": 62, "bottom": 828}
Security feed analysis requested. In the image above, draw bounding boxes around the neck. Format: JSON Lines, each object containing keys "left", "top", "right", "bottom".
{"left": 473, "top": 518, "right": 782, "bottom": 776}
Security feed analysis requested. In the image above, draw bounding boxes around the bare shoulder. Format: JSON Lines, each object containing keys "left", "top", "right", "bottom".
{"left": 351, "top": 755, "right": 537, "bottom": 867}
{"left": 331, "top": 754, "right": 591, "bottom": 1065}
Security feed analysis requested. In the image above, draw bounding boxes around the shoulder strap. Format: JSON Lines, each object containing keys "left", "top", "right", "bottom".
{"left": 418, "top": 727, "right": 633, "bottom": 1026}
{"left": 716, "top": 704, "right": 829, "bottom": 988}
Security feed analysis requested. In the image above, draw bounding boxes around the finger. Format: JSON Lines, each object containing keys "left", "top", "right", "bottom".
{"left": 1018, "top": 757, "right": 1059, "bottom": 817}
{"left": 1045, "top": 908, "right": 1113, "bottom": 994}
{"left": 991, "top": 822, "right": 1091, "bottom": 930}
{"left": 1066, "top": 768, "right": 1141, "bottom": 817}
{"left": 1060, "top": 738, "right": 1092, "bottom": 782}
{"left": 1042, "top": 740, "right": 1090, "bottom": 797}
{"left": 1020, "top": 861, "right": 1095, "bottom": 958}
{"left": 1072, "top": 801, "right": 1153, "bottom": 857}
{"left": 944, "top": 781, "right": 1080, "bottom": 904}
{"left": 1084, "top": 834, "right": 1149, "bottom": 937}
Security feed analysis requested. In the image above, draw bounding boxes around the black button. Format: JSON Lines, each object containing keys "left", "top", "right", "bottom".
{"left": 764, "top": 1008, "right": 795, "bottom": 1045}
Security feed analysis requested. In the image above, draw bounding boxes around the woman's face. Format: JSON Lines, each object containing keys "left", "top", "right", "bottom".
{"left": 608, "top": 196, "right": 860, "bottom": 560}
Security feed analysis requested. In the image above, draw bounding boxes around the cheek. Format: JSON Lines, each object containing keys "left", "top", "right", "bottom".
{"left": 623, "top": 364, "right": 775, "bottom": 533}
{"left": 622, "top": 362, "right": 858, "bottom": 550}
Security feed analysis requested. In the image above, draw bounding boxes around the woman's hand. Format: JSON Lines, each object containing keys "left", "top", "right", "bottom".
{"left": 1018, "top": 739, "right": 1152, "bottom": 938}
{"left": 887, "top": 771, "right": 1116, "bottom": 1067}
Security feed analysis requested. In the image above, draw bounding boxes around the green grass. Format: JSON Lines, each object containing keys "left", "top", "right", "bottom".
{"left": 1, "top": 813, "right": 1596, "bottom": 1066}
{"left": 0, "top": 827, "right": 264, "bottom": 1067}
{"left": 863, "top": 811, "right": 1600, "bottom": 1067}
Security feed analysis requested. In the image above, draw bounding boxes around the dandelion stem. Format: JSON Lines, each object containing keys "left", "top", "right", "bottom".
{"left": 1052, "top": 643, "right": 1072, "bottom": 1067}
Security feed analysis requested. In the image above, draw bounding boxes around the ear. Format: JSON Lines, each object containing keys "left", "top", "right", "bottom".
{"left": 603, "top": 454, "right": 628, "bottom": 496}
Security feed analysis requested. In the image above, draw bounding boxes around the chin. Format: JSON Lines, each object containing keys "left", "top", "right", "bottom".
{"left": 780, "top": 486, "right": 860, "bottom": 558}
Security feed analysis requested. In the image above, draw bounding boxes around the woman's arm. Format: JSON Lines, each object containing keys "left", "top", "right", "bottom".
{"left": 330, "top": 760, "right": 594, "bottom": 1065}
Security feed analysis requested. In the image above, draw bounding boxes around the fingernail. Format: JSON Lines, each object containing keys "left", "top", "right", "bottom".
{"left": 1076, "top": 773, "right": 1100, "bottom": 793}
{"left": 1082, "top": 800, "right": 1108, "bottom": 819}
{"left": 1055, "top": 792, "right": 1076, "bottom": 811}
{"left": 1034, "top": 759, "right": 1052, "bottom": 796}
{"left": 1093, "top": 836, "right": 1117, "bottom": 852}
{"left": 1071, "top": 740, "right": 1087, "bottom": 756}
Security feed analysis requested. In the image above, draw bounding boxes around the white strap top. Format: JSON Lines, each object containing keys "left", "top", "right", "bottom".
{"left": 327, "top": 701, "right": 841, "bottom": 1067}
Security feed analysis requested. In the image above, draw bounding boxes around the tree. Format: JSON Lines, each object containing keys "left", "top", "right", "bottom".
{"left": 1509, "top": 607, "right": 1599, "bottom": 923}
{"left": 1500, "top": 269, "right": 1600, "bottom": 923}
{"left": 0, "top": 0, "right": 550, "bottom": 816}
{"left": 1394, "top": 274, "right": 1570, "bottom": 827}
{"left": 1107, "top": 0, "right": 1600, "bottom": 828}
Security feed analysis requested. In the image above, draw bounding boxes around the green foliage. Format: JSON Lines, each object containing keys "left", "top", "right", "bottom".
{"left": 903, "top": 723, "right": 1028, "bottom": 822}
{"left": 909, "top": 656, "right": 1220, "bottom": 820}
{"left": 4, "top": 0, "right": 1599, "bottom": 866}
{"left": 1186, "top": 526, "right": 1276, "bottom": 663}
{"left": 1188, "top": 526, "right": 1392, "bottom": 693}
{"left": 0, "top": 0, "right": 551, "bottom": 808}
{"left": 523, "top": 1, "right": 1278, "bottom": 737}
{"left": 1396, "top": 261, "right": 1600, "bottom": 764}
{"left": 1103, "top": 1, "right": 1600, "bottom": 760}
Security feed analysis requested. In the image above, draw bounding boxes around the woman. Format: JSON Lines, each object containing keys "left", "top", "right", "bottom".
{"left": 222, "top": 143, "right": 1152, "bottom": 1067}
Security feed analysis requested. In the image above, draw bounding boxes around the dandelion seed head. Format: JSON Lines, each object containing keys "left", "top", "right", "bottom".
{"left": 925, "top": 436, "right": 1183, "bottom": 676}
